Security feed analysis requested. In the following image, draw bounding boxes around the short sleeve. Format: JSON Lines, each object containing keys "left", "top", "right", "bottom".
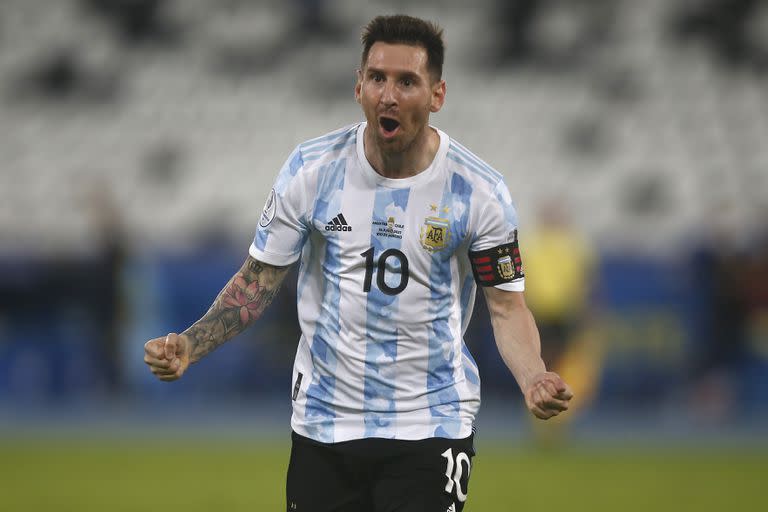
{"left": 468, "top": 180, "right": 525, "bottom": 291}
{"left": 249, "top": 148, "right": 311, "bottom": 266}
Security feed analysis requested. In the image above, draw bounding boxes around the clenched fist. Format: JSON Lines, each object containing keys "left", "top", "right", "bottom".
{"left": 525, "top": 371, "right": 574, "bottom": 420}
{"left": 143, "top": 333, "right": 191, "bottom": 382}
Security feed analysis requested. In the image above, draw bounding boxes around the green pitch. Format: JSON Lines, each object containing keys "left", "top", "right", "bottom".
{"left": 1, "top": 438, "right": 765, "bottom": 511}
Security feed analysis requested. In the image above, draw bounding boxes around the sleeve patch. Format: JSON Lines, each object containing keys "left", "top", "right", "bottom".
{"left": 469, "top": 239, "right": 524, "bottom": 287}
{"left": 259, "top": 188, "right": 277, "bottom": 228}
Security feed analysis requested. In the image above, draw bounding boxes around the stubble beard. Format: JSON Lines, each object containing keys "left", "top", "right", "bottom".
{"left": 376, "top": 123, "right": 425, "bottom": 157}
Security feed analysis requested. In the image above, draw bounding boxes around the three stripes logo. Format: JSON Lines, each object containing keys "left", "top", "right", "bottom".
{"left": 325, "top": 213, "right": 352, "bottom": 232}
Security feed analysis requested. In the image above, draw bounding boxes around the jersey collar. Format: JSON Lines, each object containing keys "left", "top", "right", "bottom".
{"left": 355, "top": 122, "right": 449, "bottom": 189}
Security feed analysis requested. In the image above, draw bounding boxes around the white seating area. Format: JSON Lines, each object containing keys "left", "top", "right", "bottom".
{"left": 1, "top": 0, "right": 766, "bottom": 257}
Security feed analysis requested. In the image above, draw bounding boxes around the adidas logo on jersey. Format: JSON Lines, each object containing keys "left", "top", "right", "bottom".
{"left": 325, "top": 213, "right": 352, "bottom": 232}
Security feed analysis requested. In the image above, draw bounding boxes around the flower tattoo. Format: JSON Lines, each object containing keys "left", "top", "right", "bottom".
{"left": 222, "top": 275, "right": 261, "bottom": 325}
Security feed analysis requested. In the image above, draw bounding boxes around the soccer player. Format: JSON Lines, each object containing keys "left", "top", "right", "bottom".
{"left": 144, "top": 14, "right": 573, "bottom": 511}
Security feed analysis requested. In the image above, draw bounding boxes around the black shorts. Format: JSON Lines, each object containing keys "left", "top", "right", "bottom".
{"left": 286, "top": 430, "right": 476, "bottom": 512}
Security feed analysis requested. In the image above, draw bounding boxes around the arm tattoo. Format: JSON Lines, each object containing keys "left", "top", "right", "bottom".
{"left": 182, "top": 256, "right": 289, "bottom": 363}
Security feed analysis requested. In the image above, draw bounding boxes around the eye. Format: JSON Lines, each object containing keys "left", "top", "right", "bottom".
{"left": 370, "top": 72, "right": 384, "bottom": 82}
{"left": 401, "top": 78, "right": 413, "bottom": 87}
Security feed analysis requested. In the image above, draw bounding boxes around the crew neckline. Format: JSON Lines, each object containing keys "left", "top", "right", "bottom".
{"left": 355, "top": 122, "right": 448, "bottom": 189}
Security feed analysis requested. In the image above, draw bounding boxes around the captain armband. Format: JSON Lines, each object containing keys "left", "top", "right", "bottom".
{"left": 469, "top": 240, "right": 524, "bottom": 287}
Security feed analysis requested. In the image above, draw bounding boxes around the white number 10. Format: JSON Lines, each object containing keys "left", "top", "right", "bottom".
{"left": 441, "top": 448, "right": 470, "bottom": 502}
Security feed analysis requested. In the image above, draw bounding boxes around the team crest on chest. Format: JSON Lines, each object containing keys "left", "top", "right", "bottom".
{"left": 420, "top": 204, "right": 451, "bottom": 252}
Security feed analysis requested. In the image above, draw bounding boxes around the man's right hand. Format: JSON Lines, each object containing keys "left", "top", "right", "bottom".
{"left": 143, "top": 333, "right": 191, "bottom": 382}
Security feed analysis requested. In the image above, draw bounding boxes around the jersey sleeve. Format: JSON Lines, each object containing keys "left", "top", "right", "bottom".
{"left": 468, "top": 179, "right": 525, "bottom": 291}
{"left": 249, "top": 148, "right": 311, "bottom": 266}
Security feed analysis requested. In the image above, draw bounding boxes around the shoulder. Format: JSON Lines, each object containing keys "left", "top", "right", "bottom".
{"left": 443, "top": 136, "right": 505, "bottom": 193}
{"left": 274, "top": 124, "right": 359, "bottom": 191}
{"left": 296, "top": 123, "right": 360, "bottom": 166}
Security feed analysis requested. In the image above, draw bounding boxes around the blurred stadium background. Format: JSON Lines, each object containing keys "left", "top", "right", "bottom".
{"left": 1, "top": 0, "right": 767, "bottom": 510}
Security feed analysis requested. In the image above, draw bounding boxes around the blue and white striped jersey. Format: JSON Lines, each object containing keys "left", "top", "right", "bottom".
{"left": 250, "top": 122, "right": 524, "bottom": 443}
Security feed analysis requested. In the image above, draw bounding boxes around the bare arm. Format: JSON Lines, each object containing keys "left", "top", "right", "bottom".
{"left": 483, "top": 287, "right": 573, "bottom": 419}
{"left": 483, "top": 287, "right": 544, "bottom": 390}
{"left": 183, "top": 256, "right": 290, "bottom": 363}
{"left": 144, "top": 255, "right": 289, "bottom": 381}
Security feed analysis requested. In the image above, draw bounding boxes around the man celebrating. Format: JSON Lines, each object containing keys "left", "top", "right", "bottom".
{"left": 144, "top": 14, "right": 573, "bottom": 511}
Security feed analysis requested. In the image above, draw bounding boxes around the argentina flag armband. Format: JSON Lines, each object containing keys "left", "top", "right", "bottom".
{"left": 469, "top": 239, "right": 524, "bottom": 286}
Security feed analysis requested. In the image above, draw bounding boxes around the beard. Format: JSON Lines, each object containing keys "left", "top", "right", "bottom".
{"left": 373, "top": 122, "right": 426, "bottom": 156}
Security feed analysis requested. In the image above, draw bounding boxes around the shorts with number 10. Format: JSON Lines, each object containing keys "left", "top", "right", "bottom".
{"left": 286, "top": 431, "right": 475, "bottom": 511}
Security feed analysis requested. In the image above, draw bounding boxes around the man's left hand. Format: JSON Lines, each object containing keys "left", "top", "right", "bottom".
{"left": 525, "top": 372, "right": 574, "bottom": 420}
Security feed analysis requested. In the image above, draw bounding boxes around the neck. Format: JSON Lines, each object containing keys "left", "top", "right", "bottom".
{"left": 364, "top": 124, "right": 439, "bottom": 179}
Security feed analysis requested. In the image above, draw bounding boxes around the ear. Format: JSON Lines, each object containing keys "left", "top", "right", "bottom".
{"left": 430, "top": 79, "right": 446, "bottom": 113}
{"left": 354, "top": 69, "right": 363, "bottom": 104}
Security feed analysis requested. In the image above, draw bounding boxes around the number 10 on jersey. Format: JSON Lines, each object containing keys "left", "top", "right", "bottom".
{"left": 360, "top": 247, "right": 410, "bottom": 296}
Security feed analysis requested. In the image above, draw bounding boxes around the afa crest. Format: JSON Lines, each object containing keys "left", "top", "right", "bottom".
{"left": 420, "top": 216, "right": 450, "bottom": 252}
{"left": 497, "top": 255, "right": 515, "bottom": 280}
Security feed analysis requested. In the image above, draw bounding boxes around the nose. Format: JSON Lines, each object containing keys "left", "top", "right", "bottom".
{"left": 379, "top": 80, "right": 397, "bottom": 107}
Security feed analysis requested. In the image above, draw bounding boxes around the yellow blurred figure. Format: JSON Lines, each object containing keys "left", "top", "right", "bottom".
{"left": 522, "top": 201, "right": 602, "bottom": 444}
{"left": 524, "top": 225, "right": 593, "bottom": 325}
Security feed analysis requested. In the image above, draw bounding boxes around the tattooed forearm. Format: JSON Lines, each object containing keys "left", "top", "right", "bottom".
{"left": 182, "top": 256, "right": 289, "bottom": 363}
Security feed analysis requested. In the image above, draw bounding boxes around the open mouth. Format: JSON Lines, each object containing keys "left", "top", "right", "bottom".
{"left": 379, "top": 116, "right": 401, "bottom": 136}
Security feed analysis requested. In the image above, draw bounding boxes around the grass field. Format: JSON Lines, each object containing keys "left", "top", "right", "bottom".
{"left": 1, "top": 438, "right": 766, "bottom": 511}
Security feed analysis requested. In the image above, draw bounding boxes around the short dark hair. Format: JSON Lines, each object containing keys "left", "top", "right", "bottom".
{"left": 360, "top": 15, "right": 445, "bottom": 81}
